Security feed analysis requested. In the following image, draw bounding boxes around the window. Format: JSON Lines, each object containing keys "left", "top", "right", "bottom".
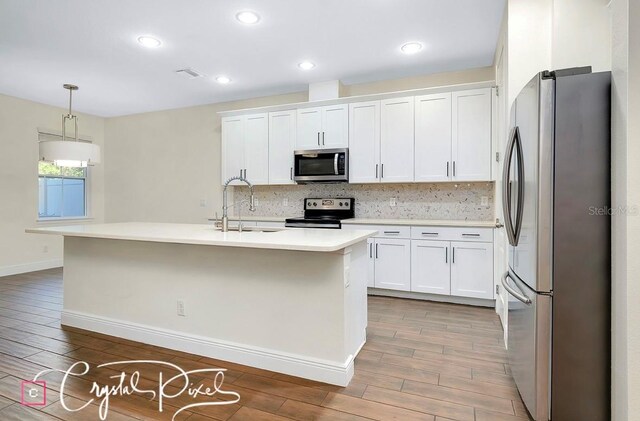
{"left": 38, "top": 162, "right": 87, "bottom": 219}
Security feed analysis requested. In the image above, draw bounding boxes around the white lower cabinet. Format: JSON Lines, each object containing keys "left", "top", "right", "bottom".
{"left": 368, "top": 238, "right": 411, "bottom": 291}
{"left": 359, "top": 224, "right": 494, "bottom": 300}
{"left": 411, "top": 240, "right": 451, "bottom": 295}
{"left": 450, "top": 241, "right": 494, "bottom": 299}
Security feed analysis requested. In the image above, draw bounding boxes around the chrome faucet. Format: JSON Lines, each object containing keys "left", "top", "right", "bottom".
{"left": 221, "top": 175, "right": 256, "bottom": 232}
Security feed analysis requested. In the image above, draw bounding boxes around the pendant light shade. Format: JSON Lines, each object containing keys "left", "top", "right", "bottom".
{"left": 39, "top": 140, "right": 100, "bottom": 168}
{"left": 38, "top": 84, "right": 101, "bottom": 168}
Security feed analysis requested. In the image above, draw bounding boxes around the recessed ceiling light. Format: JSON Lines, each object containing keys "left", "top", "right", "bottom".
{"left": 216, "top": 75, "right": 231, "bottom": 84}
{"left": 235, "top": 10, "right": 261, "bottom": 24}
{"left": 137, "top": 36, "right": 162, "bottom": 48}
{"left": 400, "top": 42, "right": 423, "bottom": 55}
{"left": 298, "top": 61, "right": 316, "bottom": 70}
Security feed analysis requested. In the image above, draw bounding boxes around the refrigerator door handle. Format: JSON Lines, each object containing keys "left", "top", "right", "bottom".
{"left": 501, "top": 271, "right": 532, "bottom": 305}
{"left": 513, "top": 127, "right": 525, "bottom": 244}
{"left": 502, "top": 127, "right": 518, "bottom": 246}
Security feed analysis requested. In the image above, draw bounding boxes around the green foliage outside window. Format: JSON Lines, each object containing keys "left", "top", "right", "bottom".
{"left": 38, "top": 162, "right": 86, "bottom": 178}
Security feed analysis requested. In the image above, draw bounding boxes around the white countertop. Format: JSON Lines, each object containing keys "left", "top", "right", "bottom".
{"left": 26, "top": 222, "right": 376, "bottom": 252}
{"left": 342, "top": 218, "right": 497, "bottom": 228}
{"left": 212, "top": 216, "right": 496, "bottom": 228}
{"left": 209, "top": 215, "right": 291, "bottom": 222}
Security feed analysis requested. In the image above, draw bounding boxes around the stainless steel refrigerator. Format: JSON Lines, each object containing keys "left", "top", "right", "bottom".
{"left": 501, "top": 68, "right": 611, "bottom": 421}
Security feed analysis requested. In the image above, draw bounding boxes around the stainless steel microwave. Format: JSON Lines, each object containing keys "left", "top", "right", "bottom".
{"left": 293, "top": 148, "right": 348, "bottom": 183}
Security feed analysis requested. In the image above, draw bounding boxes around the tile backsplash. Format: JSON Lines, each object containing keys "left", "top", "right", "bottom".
{"left": 232, "top": 182, "right": 495, "bottom": 221}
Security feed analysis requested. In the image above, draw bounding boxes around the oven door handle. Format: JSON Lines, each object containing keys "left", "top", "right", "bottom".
{"left": 334, "top": 153, "right": 339, "bottom": 175}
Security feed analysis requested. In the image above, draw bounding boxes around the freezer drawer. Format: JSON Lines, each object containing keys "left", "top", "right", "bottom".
{"left": 503, "top": 271, "right": 550, "bottom": 421}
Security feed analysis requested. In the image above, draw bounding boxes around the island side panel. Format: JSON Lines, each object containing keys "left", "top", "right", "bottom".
{"left": 61, "top": 236, "right": 364, "bottom": 385}
{"left": 343, "top": 241, "right": 368, "bottom": 360}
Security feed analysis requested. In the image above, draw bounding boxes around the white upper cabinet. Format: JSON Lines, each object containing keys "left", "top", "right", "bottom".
{"left": 296, "top": 107, "right": 323, "bottom": 149}
{"left": 296, "top": 105, "right": 348, "bottom": 149}
{"left": 221, "top": 116, "right": 244, "bottom": 183}
{"left": 349, "top": 101, "right": 380, "bottom": 183}
{"left": 243, "top": 113, "right": 269, "bottom": 185}
{"left": 268, "top": 110, "right": 296, "bottom": 185}
{"left": 221, "top": 113, "right": 269, "bottom": 186}
{"left": 321, "top": 104, "right": 349, "bottom": 148}
{"left": 452, "top": 88, "right": 492, "bottom": 181}
{"left": 450, "top": 241, "right": 494, "bottom": 299}
{"left": 380, "top": 97, "right": 414, "bottom": 183}
{"left": 415, "top": 93, "right": 452, "bottom": 182}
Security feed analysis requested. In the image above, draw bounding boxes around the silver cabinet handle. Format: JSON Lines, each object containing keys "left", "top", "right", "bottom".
{"left": 317, "top": 132, "right": 320, "bottom": 146}
{"left": 501, "top": 272, "right": 532, "bottom": 304}
{"left": 445, "top": 247, "right": 448, "bottom": 263}
{"left": 453, "top": 161, "right": 456, "bottom": 177}
{"left": 452, "top": 246, "right": 455, "bottom": 263}
{"left": 375, "top": 243, "right": 378, "bottom": 259}
{"left": 369, "top": 243, "right": 372, "bottom": 258}
{"left": 381, "top": 163, "right": 384, "bottom": 178}
{"left": 421, "top": 232, "right": 438, "bottom": 236}
{"left": 322, "top": 131, "right": 325, "bottom": 145}
{"left": 383, "top": 231, "right": 400, "bottom": 234}
{"left": 290, "top": 167, "right": 293, "bottom": 180}
{"left": 446, "top": 162, "right": 449, "bottom": 177}
{"left": 462, "top": 233, "right": 481, "bottom": 237}
{"left": 375, "top": 164, "right": 378, "bottom": 179}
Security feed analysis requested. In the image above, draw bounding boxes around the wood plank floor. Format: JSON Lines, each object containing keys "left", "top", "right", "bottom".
{"left": 0, "top": 268, "right": 530, "bottom": 420}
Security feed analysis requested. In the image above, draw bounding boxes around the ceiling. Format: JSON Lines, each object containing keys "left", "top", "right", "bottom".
{"left": 0, "top": 0, "right": 505, "bottom": 117}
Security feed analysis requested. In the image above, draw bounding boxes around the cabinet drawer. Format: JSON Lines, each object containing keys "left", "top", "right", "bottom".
{"left": 411, "top": 226, "right": 493, "bottom": 242}
{"left": 345, "top": 224, "right": 411, "bottom": 239}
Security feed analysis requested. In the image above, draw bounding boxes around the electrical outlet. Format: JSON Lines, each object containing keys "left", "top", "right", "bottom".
{"left": 283, "top": 198, "right": 288, "bottom": 207}
{"left": 177, "top": 300, "right": 186, "bottom": 317}
{"left": 481, "top": 196, "right": 489, "bottom": 207}
{"left": 42, "top": 245, "right": 48, "bottom": 253}
{"left": 389, "top": 197, "right": 397, "bottom": 207}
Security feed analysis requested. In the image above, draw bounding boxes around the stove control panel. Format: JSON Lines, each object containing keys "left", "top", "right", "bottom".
{"left": 305, "top": 198, "right": 353, "bottom": 210}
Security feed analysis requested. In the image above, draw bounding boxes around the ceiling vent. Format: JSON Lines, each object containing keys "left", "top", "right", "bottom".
{"left": 176, "top": 68, "right": 205, "bottom": 79}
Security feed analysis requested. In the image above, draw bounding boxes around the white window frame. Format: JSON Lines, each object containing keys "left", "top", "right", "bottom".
{"left": 37, "top": 165, "right": 92, "bottom": 222}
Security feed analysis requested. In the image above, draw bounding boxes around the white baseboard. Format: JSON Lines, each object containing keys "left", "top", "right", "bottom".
{"left": 62, "top": 310, "right": 356, "bottom": 386}
{"left": 368, "top": 288, "right": 495, "bottom": 307}
{"left": 0, "top": 259, "right": 63, "bottom": 277}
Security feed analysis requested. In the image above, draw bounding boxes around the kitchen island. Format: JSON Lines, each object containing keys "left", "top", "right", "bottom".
{"left": 26, "top": 222, "right": 376, "bottom": 386}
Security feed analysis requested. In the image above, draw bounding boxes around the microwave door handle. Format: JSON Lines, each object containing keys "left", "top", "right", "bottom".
{"left": 502, "top": 127, "right": 518, "bottom": 246}
{"left": 334, "top": 153, "right": 339, "bottom": 175}
{"left": 501, "top": 271, "right": 532, "bottom": 305}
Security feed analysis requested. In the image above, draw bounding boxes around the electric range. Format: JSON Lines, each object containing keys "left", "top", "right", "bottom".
{"left": 285, "top": 198, "right": 355, "bottom": 229}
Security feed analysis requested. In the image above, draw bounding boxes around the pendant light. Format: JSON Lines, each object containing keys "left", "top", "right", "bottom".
{"left": 38, "top": 84, "right": 101, "bottom": 168}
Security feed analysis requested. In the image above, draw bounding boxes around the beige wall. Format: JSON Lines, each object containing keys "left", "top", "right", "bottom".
{"left": 611, "top": 0, "right": 640, "bottom": 419}
{"left": 104, "top": 66, "right": 494, "bottom": 224}
{"left": 0, "top": 93, "right": 105, "bottom": 275}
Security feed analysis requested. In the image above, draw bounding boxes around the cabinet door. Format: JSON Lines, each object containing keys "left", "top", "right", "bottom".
{"left": 243, "top": 113, "right": 269, "bottom": 185}
{"left": 296, "top": 107, "right": 323, "bottom": 149}
{"left": 415, "top": 93, "right": 452, "bottom": 182}
{"left": 268, "top": 110, "right": 296, "bottom": 185}
{"left": 450, "top": 241, "right": 494, "bottom": 299}
{"left": 411, "top": 240, "right": 451, "bottom": 295}
{"left": 221, "top": 116, "right": 244, "bottom": 184}
{"left": 349, "top": 101, "right": 380, "bottom": 183}
{"left": 452, "top": 88, "right": 492, "bottom": 181}
{"left": 380, "top": 97, "right": 414, "bottom": 183}
{"left": 321, "top": 104, "right": 349, "bottom": 148}
{"left": 374, "top": 238, "right": 411, "bottom": 291}
{"left": 367, "top": 238, "right": 375, "bottom": 288}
